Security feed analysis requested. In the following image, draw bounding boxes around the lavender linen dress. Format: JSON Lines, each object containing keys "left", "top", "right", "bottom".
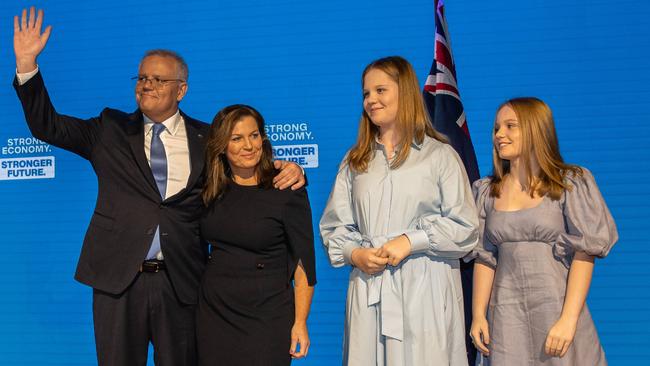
{"left": 470, "top": 169, "right": 618, "bottom": 366}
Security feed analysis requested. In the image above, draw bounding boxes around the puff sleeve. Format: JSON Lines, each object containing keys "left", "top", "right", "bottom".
{"left": 464, "top": 177, "right": 499, "bottom": 268}
{"left": 553, "top": 168, "right": 618, "bottom": 268}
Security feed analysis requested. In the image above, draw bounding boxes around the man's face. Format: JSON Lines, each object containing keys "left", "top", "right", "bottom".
{"left": 135, "top": 55, "right": 187, "bottom": 122}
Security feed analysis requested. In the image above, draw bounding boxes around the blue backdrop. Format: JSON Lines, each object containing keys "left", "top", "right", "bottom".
{"left": 0, "top": 0, "right": 648, "bottom": 365}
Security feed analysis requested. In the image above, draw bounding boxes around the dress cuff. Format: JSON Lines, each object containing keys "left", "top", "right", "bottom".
{"left": 404, "top": 229, "right": 430, "bottom": 254}
{"left": 341, "top": 241, "right": 361, "bottom": 265}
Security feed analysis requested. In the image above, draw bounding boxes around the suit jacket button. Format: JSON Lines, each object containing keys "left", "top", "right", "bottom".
{"left": 256, "top": 263, "right": 265, "bottom": 269}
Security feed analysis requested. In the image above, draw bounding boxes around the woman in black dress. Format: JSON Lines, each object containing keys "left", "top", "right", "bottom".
{"left": 197, "top": 104, "right": 316, "bottom": 365}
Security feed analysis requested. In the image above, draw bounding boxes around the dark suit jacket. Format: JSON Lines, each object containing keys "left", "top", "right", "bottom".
{"left": 14, "top": 72, "right": 210, "bottom": 305}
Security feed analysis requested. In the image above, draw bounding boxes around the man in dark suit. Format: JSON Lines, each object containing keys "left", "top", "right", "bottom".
{"left": 13, "top": 7, "right": 304, "bottom": 365}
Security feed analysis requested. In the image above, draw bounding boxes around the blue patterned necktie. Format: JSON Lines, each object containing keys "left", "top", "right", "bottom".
{"left": 146, "top": 123, "right": 167, "bottom": 259}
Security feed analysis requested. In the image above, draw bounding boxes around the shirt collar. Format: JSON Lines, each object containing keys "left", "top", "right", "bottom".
{"left": 411, "top": 138, "right": 424, "bottom": 150}
{"left": 143, "top": 110, "right": 182, "bottom": 136}
{"left": 373, "top": 134, "right": 425, "bottom": 151}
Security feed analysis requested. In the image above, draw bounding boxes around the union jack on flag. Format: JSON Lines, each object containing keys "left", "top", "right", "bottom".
{"left": 424, "top": 0, "right": 479, "bottom": 183}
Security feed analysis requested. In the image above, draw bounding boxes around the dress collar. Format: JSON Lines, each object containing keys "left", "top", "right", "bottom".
{"left": 373, "top": 134, "right": 425, "bottom": 152}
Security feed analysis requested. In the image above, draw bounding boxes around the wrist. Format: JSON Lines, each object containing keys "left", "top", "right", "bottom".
{"left": 559, "top": 312, "right": 580, "bottom": 323}
{"left": 350, "top": 248, "right": 361, "bottom": 266}
{"left": 472, "top": 308, "right": 488, "bottom": 319}
{"left": 401, "top": 235, "right": 412, "bottom": 253}
{"left": 16, "top": 59, "right": 37, "bottom": 74}
{"left": 293, "top": 319, "right": 307, "bottom": 326}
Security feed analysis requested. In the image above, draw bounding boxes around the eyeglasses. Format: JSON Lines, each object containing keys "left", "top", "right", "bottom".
{"left": 131, "top": 76, "right": 186, "bottom": 89}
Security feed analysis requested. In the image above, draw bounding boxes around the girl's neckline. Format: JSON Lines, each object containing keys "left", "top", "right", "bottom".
{"left": 492, "top": 195, "right": 546, "bottom": 213}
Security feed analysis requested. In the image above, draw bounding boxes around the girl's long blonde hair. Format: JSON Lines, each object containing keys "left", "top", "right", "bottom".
{"left": 347, "top": 56, "right": 446, "bottom": 172}
{"left": 490, "top": 97, "right": 582, "bottom": 200}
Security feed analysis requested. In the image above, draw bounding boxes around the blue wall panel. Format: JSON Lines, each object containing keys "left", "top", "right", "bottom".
{"left": 0, "top": 0, "right": 647, "bottom": 364}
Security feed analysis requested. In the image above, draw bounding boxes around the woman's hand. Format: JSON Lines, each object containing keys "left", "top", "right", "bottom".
{"left": 375, "top": 235, "right": 411, "bottom": 266}
{"left": 350, "top": 248, "right": 388, "bottom": 274}
{"left": 544, "top": 316, "right": 578, "bottom": 357}
{"left": 290, "top": 321, "right": 310, "bottom": 359}
{"left": 469, "top": 316, "right": 491, "bottom": 356}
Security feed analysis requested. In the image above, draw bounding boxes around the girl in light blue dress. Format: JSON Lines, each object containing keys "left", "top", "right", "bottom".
{"left": 320, "top": 56, "right": 479, "bottom": 366}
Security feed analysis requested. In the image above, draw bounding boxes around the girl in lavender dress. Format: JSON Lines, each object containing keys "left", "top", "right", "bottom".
{"left": 469, "top": 97, "right": 618, "bottom": 365}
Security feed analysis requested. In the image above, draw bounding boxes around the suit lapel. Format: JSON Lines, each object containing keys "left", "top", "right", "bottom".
{"left": 183, "top": 114, "right": 206, "bottom": 194}
{"left": 126, "top": 111, "right": 160, "bottom": 197}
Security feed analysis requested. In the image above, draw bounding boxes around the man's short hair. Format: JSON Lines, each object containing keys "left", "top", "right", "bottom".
{"left": 141, "top": 49, "right": 189, "bottom": 81}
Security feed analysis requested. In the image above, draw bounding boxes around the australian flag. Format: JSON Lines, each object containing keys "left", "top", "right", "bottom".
{"left": 424, "top": 1, "right": 480, "bottom": 364}
{"left": 424, "top": 0, "right": 480, "bottom": 183}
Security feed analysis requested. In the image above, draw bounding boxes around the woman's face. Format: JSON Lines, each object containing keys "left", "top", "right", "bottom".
{"left": 493, "top": 105, "right": 522, "bottom": 161}
{"left": 226, "top": 115, "right": 263, "bottom": 176}
{"left": 363, "top": 68, "right": 399, "bottom": 130}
